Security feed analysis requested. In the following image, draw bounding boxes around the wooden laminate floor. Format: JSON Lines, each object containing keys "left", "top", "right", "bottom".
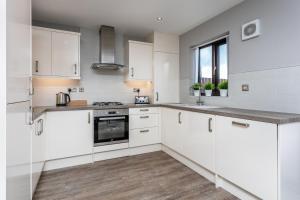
{"left": 33, "top": 151, "right": 239, "bottom": 200}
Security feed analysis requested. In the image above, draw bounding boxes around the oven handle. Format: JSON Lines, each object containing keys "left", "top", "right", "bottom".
{"left": 99, "top": 116, "right": 126, "bottom": 121}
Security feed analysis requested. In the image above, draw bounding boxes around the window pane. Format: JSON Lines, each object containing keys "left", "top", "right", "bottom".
{"left": 217, "top": 44, "right": 228, "bottom": 82}
{"left": 200, "top": 46, "right": 212, "bottom": 84}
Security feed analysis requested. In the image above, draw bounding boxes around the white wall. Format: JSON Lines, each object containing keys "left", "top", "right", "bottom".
{"left": 33, "top": 28, "right": 152, "bottom": 106}
{"left": 0, "top": 0, "right": 6, "bottom": 198}
{"left": 180, "top": 0, "right": 300, "bottom": 114}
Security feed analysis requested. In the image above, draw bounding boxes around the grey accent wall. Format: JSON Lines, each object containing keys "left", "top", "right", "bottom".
{"left": 33, "top": 27, "right": 152, "bottom": 106}
{"left": 180, "top": 0, "right": 300, "bottom": 114}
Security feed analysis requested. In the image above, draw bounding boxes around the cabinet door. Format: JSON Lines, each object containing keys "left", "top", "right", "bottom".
{"left": 184, "top": 112, "right": 215, "bottom": 172}
{"left": 129, "top": 114, "right": 159, "bottom": 129}
{"left": 128, "top": 41, "right": 153, "bottom": 81}
{"left": 7, "top": 101, "right": 31, "bottom": 200}
{"left": 52, "top": 32, "right": 80, "bottom": 77}
{"left": 153, "top": 52, "right": 179, "bottom": 103}
{"left": 162, "top": 108, "right": 186, "bottom": 153}
{"left": 32, "top": 114, "right": 46, "bottom": 195}
{"left": 45, "top": 110, "right": 93, "bottom": 160}
{"left": 129, "top": 127, "right": 160, "bottom": 147}
{"left": 215, "top": 116, "right": 277, "bottom": 200}
{"left": 32, "top": 28, "right": 52, "bottom": 76}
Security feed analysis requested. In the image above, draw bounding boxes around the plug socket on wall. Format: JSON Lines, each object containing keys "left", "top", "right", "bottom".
{"left": 242, "top": 84, "right": 249, "bottom": 92}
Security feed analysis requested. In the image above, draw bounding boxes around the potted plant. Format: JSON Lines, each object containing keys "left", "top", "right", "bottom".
{"left": 218, "top": 80, "right": 228, "bottom": 97}
{"left": 204, "top": 82, "right": 214, "bottom": 96}
{"left": 191, "top": 83, "right": 201, "bottom": 97}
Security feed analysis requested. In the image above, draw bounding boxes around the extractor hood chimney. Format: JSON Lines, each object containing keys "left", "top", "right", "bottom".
{"left": 92, "top": 25, "right": 124, "bottom": 70}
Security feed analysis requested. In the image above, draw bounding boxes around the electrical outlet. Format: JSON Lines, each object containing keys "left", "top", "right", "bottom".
{"left": 71, "top": 88, "right": 77, "bottom": 92}
{"left": 133, "top": 88, "right": 140, "bottom": 93}
{"left": 79, "top": 87, "right": 84, "bottom": 92}
{"left": 242, "top": 84, "right": 249, "bottom": 92}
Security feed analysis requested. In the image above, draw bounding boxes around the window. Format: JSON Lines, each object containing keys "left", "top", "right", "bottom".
{"left": 194, "top": 37, "right": 228, "bottom": 96}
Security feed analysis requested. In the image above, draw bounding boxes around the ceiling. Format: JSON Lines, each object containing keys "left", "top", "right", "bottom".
{"left": 32, "top": 0, "right": 244, "bottom": 37}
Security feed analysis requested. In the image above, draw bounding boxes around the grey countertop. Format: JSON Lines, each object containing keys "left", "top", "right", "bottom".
{"left": 33, "top": 104, "right": 300, "bottom": 124}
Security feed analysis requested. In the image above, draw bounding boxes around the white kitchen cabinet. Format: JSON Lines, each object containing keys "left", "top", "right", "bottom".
{"left": 129, "top": 114, "right": 159, "bottom": 130}
{"left": 215, "top": 116, "right": 277, "bottom": 200}
{"left": 52, "top": 31, "right": 80, "bottom": 77}
{"left": 45, "top": 110, "right": 93, "bottom": 160}
{"left": 32, "top": 26, "right": 80, "bottom": 79}
{"left": 153, "top": 52, "right": 179, "bottom": 103}
{"left": 126, "top": 41, "right": 153, "bottom": 81}
{"left": 32, "top": 28, "right": 52, "bottom": 76}
{"left": 129, "top": 108, "right": 161, "bottom": 148}
{"left": 32, "top": 114, "right": 46, "bottom": 196}
{"left": 129, "top": 127, "right": 160, "bottom": 147}
{"left": 162, "top": 108, "right": 186, "bottom": 153}
{"left": 184, "top": 112, "right": 215, "bottom": 172}
{"left": 149, "top": 32, "right": 179, "bottom": 54}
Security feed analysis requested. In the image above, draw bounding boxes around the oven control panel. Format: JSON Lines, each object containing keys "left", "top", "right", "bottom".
{"left": 94, "top": 108, "right": 129, "bottom": 117}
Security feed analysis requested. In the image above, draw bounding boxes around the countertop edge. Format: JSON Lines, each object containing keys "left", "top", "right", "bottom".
{"left": 33, "top": 104, "right": 300, "bottom": 124}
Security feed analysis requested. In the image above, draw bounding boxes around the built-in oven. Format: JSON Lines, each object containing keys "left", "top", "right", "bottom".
{"left": 93, "top": 109, "right": 129, "bottom": 146}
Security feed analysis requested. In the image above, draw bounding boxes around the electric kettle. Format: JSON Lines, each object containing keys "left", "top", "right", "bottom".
{"left": 56, "top": 92, "right": 71, "bottom": 106}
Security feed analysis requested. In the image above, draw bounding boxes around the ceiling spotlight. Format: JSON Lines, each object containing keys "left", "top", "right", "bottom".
{"left": 156, "top": 17, "right": 163, "bottom": 22}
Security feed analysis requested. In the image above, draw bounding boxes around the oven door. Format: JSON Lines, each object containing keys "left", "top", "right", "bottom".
{"left": 94, "top": 115, "right": 129, "bottom": 146}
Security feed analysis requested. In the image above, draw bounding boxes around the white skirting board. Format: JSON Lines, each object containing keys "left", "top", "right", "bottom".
{"left": 161, "top": 145, "right": 259, "bottom": 200}
{"left": 44, "top": 143, "right": 260, "bottom": 200}
{"left": 43, "top": 154, "right": 93, "bottom": 171}
{"left": 93, "top": 144, "right": 162, "bottom": 162}
{"left": 43, "top": 144, "right": 162, "bottom": 171}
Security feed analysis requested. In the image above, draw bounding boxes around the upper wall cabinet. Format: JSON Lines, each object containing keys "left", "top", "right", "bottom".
{"left": 149, "top": 32, "right": 179, "bottom": 54}
{"left": 32, "top": 26, "right": 81, "bottom": 79}
{"left": 126, "top": 40, "right": 153, "bottom": 81}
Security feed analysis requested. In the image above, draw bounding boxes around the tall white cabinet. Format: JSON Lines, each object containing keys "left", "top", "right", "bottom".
{"left": 32, "top": 26, "right": 80, "bottom": 79}
{"left": 6, "top": 0, "right": 32, "bottom": 199}
{"left": 149, "top": 32, "right": 180, "bottom": 104}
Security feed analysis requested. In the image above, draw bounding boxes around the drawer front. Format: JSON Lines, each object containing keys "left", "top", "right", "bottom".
{"left": 129, "top": 107, "right": 159, "bottom": 115}
{"left": 130, "top": 114, "right": 159, "bottom": 129}
{"left": 129, "top": 127, "right": 160, "bottom": 147}
{"left": 215, "top": 116, "right": 277, "bottom": 200}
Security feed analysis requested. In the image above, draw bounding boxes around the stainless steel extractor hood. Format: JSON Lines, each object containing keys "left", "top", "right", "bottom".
{"left": 92, "top": 25, "right": 124, "bottom": 70}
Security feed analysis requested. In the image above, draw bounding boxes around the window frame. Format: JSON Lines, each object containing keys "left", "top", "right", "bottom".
{"left": 196, "top": 37, "right": 228, "bottom": 96}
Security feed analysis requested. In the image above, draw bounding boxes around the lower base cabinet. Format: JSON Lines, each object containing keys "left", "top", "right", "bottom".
{"left": 215, "top": 116, "right": 278, "bottom": 200}
{"left": 184, "top": 112, "right": 215, "bottom": 173}
{"left": 162, "top": 108, "right": 215, "bottom": 172}
{"left": 45, "top": 110, "right": 93, "bottom": 160}
{"left": 129, "top": 108, "right": 161, "bottom": 147}
{"left": 129, "top": 127, "right": 160, "bottom": 147}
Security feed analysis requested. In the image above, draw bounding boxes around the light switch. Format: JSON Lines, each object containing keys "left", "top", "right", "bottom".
{"left": 242, "top": 84, "right": 249, "bottom": 92}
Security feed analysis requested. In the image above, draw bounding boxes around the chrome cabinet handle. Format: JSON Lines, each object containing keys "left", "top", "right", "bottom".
{"left": 232, "top": 121, "right": 250, "bottom": 128}
{"left": 140, "top": 109, "right": 149, "bottom": 112}
{"left": 35, "top": 61, "right": 39, "bottom": 73}
{"left": 140, "top": 129, "right": 149, "bottom": 133}
{"left": 131, "top": 67, "right": 134, "bottom": 77}
{"left": 74, "top": 64, "right": 77, "bottom": 75}
{"left": 36, "top": 119, "right": 43, "bottom": 136}
{"left": 140, "top": 116, "right": 149, "bottom": 119}
{"left": 156, "top": 92, "right": 159, "bottom": 102}
{"left": 178, "top": 112, "right": 182, "bottom": 124}
{"left": 208, "top": 118, "right": 213, "bottom": 133}
{"left": 88, "top": 112, "right": 91, "bottom": 124}
{"left": 27, "top": 106, "right": 34, "bottom": 125}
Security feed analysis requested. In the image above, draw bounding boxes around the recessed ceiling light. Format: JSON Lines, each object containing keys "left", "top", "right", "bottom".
{"left": 156, "top": 17, "right": 163, "bottom": 22}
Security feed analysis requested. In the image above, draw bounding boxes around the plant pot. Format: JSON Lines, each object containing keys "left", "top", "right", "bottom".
{"left": 205, "top": 90, "right": 212, "bottom": 96}
{"left": 194, "top": 90, "right": 200, "bottom": 97}
{"left": 220, "top": 89, "right": 228, "bottom": 97}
